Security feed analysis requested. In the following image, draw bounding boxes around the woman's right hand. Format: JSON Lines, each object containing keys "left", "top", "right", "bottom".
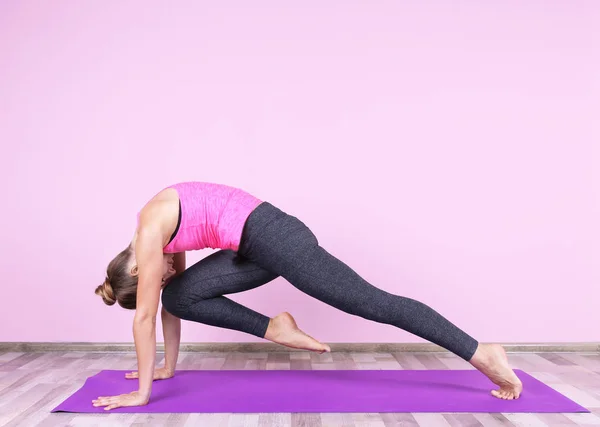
{"left": 125, "top": 367, "right": 174, "bottom": 381}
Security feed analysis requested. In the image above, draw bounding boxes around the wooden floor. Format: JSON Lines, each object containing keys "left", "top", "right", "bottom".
{"left": 0, "top": 351, "right": 599, "bottom": 426}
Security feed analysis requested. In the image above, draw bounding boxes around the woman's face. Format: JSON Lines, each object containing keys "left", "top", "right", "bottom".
{"left": 129, "top": 253, "right": 177, "bottom": 286}
{"left": 162, "top": 253, "right": 177, "bottom": 283}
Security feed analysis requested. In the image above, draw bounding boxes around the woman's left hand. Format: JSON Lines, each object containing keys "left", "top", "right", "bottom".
{"left": 92, "top": 390, "right": 149, "bottom": 411}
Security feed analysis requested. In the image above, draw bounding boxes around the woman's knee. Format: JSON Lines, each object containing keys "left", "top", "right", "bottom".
{"left": 161, "top": 284, "right": 187, "bottom": 317}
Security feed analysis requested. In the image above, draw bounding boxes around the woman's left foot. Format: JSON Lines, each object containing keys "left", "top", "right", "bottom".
{"left": 264, "top": 312, "right": 331, "bottom": 354}
{"left": 470, "top": 343, "right": 523, "bottom": 399}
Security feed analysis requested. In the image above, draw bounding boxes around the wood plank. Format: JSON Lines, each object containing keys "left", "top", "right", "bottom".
{"left": 292, "top": 412, "right": 322, "bottom": 427}
{"left": 472, "top": 413, "right": 515, "bottom": 426}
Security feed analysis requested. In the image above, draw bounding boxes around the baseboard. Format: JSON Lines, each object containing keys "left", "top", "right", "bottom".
{"left": 0, "top": 342, "right": 598, "bottom": 353}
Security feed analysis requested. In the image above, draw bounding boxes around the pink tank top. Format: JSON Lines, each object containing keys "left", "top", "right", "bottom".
{"left": 138, "top": 182, "right": 262, "bottom": 253}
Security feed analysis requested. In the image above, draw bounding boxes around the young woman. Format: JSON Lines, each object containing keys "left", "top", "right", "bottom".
{"left": 92, "top": 181, "right": 522, "bottom": 410}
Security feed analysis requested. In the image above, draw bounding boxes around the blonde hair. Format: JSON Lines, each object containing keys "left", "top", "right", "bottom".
{"left": 95, "top": 278, "right": 116, "bottom": 305}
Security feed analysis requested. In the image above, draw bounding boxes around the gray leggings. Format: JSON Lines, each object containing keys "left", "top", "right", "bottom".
{"left": 161, "top": 201, "right": 479, "bottom": 361}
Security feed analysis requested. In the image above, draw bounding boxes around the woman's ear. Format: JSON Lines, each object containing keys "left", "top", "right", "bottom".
{"left": 130, "top": 265, "right": 139, "bottom": 276}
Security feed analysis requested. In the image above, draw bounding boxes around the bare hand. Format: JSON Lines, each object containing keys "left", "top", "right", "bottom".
{"left": 92, "top": 390, "right": 149, "bottom": 411}
{"left": 125, "top": 367, "right": 174, "bottom": 381}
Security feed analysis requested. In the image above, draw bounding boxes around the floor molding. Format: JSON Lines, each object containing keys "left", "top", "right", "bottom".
{"left": 1, "top": 342, "right": 598, "bottom": 353}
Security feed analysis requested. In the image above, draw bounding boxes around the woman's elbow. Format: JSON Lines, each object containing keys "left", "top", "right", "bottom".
{"left": 134, "top": 312, "right": 157, "bottom": 325}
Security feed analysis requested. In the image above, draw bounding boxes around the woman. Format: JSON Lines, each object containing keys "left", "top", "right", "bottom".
{"left": 92, "top": 181, "right": 522, "bottom": 410}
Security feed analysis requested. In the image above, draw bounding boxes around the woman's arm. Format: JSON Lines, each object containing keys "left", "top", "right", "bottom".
{"left": 133, "top": 227, "right": 165, "bottom": 400}
{"left": 161, "top": 252, "right": 185, "bottom": 374}
{"left": 161, "top": 308, "right": 180, "bottom": 375}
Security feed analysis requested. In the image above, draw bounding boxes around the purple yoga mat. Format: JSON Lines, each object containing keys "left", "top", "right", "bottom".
{"left": 52, "top": 369, "right": 589, "bottom": 413}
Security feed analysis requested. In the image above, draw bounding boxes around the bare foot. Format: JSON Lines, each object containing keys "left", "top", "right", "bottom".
{"left": 264, "top": 312, "right": 331, "bottom": 354}
{"left": 470, "top": 343, "right": 523, "bottom": 399}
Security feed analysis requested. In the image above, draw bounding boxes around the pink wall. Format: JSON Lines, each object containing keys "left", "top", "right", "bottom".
{"left": 1, "top": 1, "right": 598, "bottom": 345}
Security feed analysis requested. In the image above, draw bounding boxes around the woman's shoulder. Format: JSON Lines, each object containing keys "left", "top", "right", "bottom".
{"left": 137, "top": 188, "right": 179, "bottom": 231}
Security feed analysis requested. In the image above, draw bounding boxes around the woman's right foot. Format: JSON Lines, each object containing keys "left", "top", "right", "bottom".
{"left": 470, "top": 343, "right": 523, "bottom": 399}
{"left": 264, "top": 312, "right": 331, "bottom": 354}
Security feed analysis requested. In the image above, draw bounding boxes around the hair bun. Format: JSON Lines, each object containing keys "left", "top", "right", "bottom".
{"left": 95, "top": 278, "right": 116, "bottom": 306}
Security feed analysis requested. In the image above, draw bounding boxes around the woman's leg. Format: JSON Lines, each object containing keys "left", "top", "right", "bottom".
{"left": 161, "top": 250, "right": 278, "bottom": 338}
{"left": 161, "top": 249, "right": 330, "bottom": 353}
{"left": 238, "top": 202, "right": 522, "bottom": 399}
{"left": 238, "top": 203, "right": 478, "bottom": 360}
